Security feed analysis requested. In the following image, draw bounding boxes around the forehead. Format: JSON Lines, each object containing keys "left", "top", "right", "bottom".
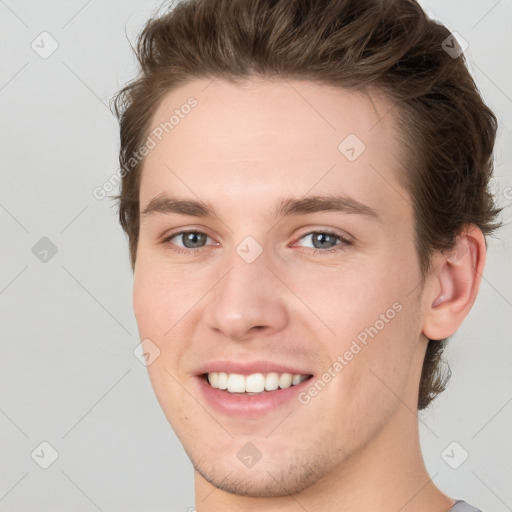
{"left": 139, "top": 78, "right": 410, "bottom": 222}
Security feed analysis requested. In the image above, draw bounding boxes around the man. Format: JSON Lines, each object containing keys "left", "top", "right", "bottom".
{"left": 113, "top": 0, "right": 501, "bottom": 510}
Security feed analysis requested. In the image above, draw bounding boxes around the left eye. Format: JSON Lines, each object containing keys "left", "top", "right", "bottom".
{"left": 294, "top": 231, "right": 348, "bottom": 251}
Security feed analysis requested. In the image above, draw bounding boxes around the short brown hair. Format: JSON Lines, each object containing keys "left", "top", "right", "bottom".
{"left": 112, "top": 0, "right": 502, "bottom": 409}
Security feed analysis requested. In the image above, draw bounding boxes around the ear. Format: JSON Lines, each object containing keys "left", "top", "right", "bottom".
{"left": 422, "top": 225, "right": 486, "bottom": 341}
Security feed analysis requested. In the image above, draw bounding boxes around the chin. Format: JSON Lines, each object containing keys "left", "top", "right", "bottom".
{"left": 188, "top": 442, "right": 332, "bottom": 498}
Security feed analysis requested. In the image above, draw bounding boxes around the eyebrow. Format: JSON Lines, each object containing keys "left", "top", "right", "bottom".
{"left": 141, "top": 194, "right": 380, "bottom": 221}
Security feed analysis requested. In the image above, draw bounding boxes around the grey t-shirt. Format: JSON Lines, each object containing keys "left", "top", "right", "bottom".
{"left": 449, "top": 501, "right": 482, "bottom": 512}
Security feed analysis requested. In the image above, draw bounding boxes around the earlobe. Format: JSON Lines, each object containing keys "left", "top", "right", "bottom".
{"left": 422, "top": 225, "right": 486, "bottom": 341}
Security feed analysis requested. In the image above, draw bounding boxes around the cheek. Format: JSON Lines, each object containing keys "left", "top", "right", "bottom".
{"left": 133, "top": 270, "right": 165, "bottom": 334}
{"left": 287, "top": 256, "right": 406, "bottom": 342}
{"left": 133, "top": 253, "right": 206, "bottom": 337}
{"left": 132, "top": 256, "right": 213, "bottom": 399}
{"left": 292, "top": 256, "right": 419, "bottom": 406}
{"left": 325, "top": 296, "right": 419, "bottom": 426}
{"left": 132, "top": 262, "right": 195, "bottom": 426}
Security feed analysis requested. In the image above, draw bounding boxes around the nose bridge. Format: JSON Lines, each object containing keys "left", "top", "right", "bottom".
{"left": 204, "top": 246, "right": 288, "bottom": 340}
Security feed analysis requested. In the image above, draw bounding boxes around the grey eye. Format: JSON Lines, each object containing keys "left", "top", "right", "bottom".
{"left": 173, "top": 232, "right": 209, "bottom": 249}
{"left": 298, "top": 232, "right": 340, "bottom": 249}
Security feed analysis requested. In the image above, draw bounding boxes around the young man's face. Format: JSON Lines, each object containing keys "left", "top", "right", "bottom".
{"left": 133, "top": 78, "right": 428, "bottom": 496}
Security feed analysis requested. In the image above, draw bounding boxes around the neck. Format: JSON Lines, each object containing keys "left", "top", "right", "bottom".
{"left": 193, "top": 406, "right": 454, "bottom": 512}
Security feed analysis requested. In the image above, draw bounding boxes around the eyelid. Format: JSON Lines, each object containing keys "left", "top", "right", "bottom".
{"left": 292, "top": 226, "right": 353, "bottom": 243}
{"left": 159, "top": 224, "right": 218, "bottom": 242}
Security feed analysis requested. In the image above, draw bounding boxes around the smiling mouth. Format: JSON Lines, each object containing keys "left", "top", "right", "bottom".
{"left": 203, "top": 372, "right": 313, "bottom": 394}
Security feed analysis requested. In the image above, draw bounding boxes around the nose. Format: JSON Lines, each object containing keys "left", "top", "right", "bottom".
{"left": 203, "top": 252, "right": 289, "bottom": 342}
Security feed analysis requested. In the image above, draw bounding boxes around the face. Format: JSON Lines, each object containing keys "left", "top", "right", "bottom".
{"left": 133, "top": 78, "right": 427, "bottom": 497}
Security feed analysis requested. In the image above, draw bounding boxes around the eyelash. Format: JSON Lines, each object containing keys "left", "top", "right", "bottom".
{"left": 161, "top": 229, "right": 352, "bottom": 256}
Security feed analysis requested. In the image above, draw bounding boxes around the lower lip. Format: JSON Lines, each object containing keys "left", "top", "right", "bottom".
{"left": 196, "top": 375, "right": 313, "bottom": 417}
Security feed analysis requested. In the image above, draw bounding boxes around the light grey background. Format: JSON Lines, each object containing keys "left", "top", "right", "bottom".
{"left": 0, "top": 1, "right": 511, "bottom": 511}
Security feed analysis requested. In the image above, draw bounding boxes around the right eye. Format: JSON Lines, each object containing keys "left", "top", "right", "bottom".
{"left": 162, "top": 230, "right": 217, "bottom": 254}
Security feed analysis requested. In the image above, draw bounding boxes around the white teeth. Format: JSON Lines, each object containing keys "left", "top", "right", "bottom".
{"left": 278, "top": 373, "right": 293, "bottom": 389}
{"left": 208, "top": 372, "right": 219, "bottom": 388}
{"left": 292, "top": 374, "right": 304, "bottom": 385}
{"left": 265, "top": 372, "right": 279, "bottom": 391}
{"left": 206, "top": 372, "right": 309, "bottom": 393}
{"left": 227, "top": 374, "right": 245, "bottom": 393}
{"left": 218, "top": 372, "right": 228, "bottom": 390}
{"left": 245, "top": 373, "right": 265, "bottom": 392}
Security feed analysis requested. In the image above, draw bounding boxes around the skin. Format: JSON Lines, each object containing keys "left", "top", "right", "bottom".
{"left": 132, "top": 77, "right": 486, "bottom": 511}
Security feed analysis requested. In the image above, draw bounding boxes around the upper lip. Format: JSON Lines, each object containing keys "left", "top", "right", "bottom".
{"left": 195, "top": 360, "right": 313, "bottom": 376}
